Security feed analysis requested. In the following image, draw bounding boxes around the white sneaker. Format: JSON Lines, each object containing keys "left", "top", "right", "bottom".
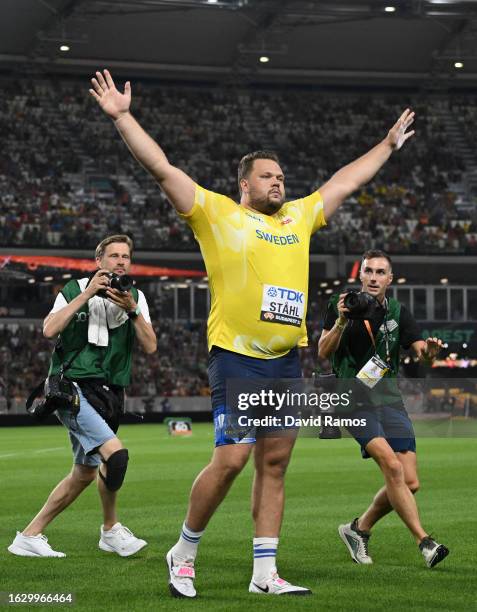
{"left": 8, "top": 532, "right": 66, "bottom": 558}
{"left": 249, "top": 571, "right": 311, "bottom": 595}
{"left": 166, "top": 548, "right": 197, "bottom": 598}
{"left": 338, "top": 518, "right": 373, "bottom": 564}
{"left": 419, "top": 536, "right": 449, "bottom": 568}
{"left": 99, "top": 523, "right": 147, "bottom": 557}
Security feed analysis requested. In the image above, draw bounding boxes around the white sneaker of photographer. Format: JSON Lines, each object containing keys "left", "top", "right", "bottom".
{"left": 99, "top": 523, "right": 147, "bottom": 557}
{"left": 8, "top": 532, "right": 66, "bottom": 557}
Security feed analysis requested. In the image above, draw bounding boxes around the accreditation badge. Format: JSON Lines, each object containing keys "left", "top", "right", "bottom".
{"left": 260, "top": 284, "right": 305, "bottom": 327}
{"left": 356, "top": 355, "right": 389, "bottom": 389}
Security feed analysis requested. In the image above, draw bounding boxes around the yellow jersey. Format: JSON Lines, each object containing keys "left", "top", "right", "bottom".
{"left": 180, "top": 185, "right": 326, "bottom": 359}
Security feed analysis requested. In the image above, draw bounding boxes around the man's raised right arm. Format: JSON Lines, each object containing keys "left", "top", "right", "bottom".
{"left": 89, "top": 69, "right": 195, "bottom": 214}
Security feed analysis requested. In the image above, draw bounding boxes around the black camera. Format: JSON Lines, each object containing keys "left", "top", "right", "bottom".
{"left": 97, "top": 272, "right": 133, "bottom": 298}
{"left": 343, "top": 291, "right": 384, "bottom": 320}
{"left": 28, "top": 375, "right": 80, "bottom": 420}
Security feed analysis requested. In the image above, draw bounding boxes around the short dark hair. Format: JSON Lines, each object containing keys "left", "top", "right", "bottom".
{"left": 95, "top": 234, "right": 134, "bottom": 259}
{"left": 361, "top": 249, "right": 392, "bottom": 271}
{"left": 237, "top": 150, "right": 281, "bottom": 195}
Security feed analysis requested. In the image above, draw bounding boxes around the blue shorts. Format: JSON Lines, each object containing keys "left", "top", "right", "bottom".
{"left": 56, "top": 385, "right": 116, "bottom": 467}
{"left": 346, "top": 405, "right": 416, "bottom": 459}
{"left": 208, "top": 346, "right": 302, "bottom": 447}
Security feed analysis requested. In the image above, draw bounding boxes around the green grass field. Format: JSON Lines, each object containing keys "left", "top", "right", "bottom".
{"left": 1, "top": 423, "right": 476, "bottom": 611}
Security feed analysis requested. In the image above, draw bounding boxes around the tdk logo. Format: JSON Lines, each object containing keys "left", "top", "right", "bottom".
{"left": 269, "top": 287, "right": 304, "bottom": 303}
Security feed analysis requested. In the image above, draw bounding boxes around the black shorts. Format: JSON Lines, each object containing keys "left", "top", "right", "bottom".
{"left": 346, "top": 405, "right": 416, "bottom": 459}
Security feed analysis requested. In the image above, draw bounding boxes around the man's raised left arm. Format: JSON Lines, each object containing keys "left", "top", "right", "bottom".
{"left": 319, "top": 108, "right": 415, "bottom": 220}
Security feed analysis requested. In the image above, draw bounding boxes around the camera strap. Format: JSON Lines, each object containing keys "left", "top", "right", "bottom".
{"left": 55, "top": 339, "right": 89, "bottom": 377}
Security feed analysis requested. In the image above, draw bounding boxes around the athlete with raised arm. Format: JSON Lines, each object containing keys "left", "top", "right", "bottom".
{"left": 90, "top": 69, "right": 415, "bottom": 597}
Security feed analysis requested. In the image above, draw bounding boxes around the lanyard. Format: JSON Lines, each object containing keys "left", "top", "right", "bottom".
{"left": 364, "top": 320, "right": 376, "bottom": 349}
{"left": 363, "top": 301, "right": 391, "bottom": 367}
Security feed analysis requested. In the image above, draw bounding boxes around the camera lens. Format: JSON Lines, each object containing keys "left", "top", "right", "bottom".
{"left": 111, "top": 274, "right": 133, "bottom": 292}
{"left": 344, "top": 292, "right": 359, "bottom": 309}
{"left": 343, "top": 291, "right": 383, "bottom": 319}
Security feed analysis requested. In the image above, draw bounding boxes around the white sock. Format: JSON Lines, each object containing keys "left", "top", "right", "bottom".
{"left": 253, "top": 537, "right": 278, "bottom": 582}
{"left": 172, "top": 522, "right": 204, "bottom": 562}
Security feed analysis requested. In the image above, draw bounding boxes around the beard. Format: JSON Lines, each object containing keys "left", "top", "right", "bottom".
{"left": 248, "top": 187, "right": 285, "bottom": 215}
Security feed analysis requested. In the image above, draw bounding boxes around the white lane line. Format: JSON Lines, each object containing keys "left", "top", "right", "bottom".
{"left": 34, "top": 447, "right": 65, "bottom": 454}
{"left": 0, "top": 447, "right": 66, "bottom": 459}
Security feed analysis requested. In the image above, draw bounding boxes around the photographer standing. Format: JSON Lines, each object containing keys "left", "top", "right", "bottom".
{"left": 8, "top": 235, "right": 156, "bottom": 558}
{"left": 318, "top": 250, "right": 449, "bottom": 569}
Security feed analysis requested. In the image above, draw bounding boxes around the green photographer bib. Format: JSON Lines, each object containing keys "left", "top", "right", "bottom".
{"left": 48, "top": 279, "right": 138, "bottom": 387}
{"left": 328, "top": 293, "right": 402, "bottom": 407}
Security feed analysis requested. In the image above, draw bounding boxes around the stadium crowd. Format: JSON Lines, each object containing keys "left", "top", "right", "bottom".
{"left": 0, "top": 299, "right": 327, "bottom": 404}
{"left": 1, "top": 293, "right": 473, "bottom": 406}
{"left": 1, "top": 77, "right": 476, "bottom": 254}
{"left": 0, "top": 319, "right": 210, "bottom": 404}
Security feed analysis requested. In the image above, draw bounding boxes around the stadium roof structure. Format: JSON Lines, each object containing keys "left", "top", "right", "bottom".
{"left": 1, "top": 0, "right": 477, "bottom": 88}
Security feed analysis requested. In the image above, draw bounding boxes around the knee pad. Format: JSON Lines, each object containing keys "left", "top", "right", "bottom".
{"left": 100, "top": 448, "right": 129, "bottom": 491}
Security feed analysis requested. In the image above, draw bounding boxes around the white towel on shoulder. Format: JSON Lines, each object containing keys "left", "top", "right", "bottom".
{"left": 78, "top": 278, "right": 129, "bottom": 347}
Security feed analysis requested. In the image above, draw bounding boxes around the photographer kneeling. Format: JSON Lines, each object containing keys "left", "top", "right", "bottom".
{"left": 318, "top": 249, "right": 449, "bottom": 569}
{"left": 8, "top": 235, "right": 157, "bottom": 558}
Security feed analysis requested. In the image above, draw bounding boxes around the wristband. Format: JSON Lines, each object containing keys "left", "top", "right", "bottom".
{"left": 128, "top": 306, "right": 141, "bottom": 320}
{"left": 335, "top": 317, "right": 347, "bottom": 331}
